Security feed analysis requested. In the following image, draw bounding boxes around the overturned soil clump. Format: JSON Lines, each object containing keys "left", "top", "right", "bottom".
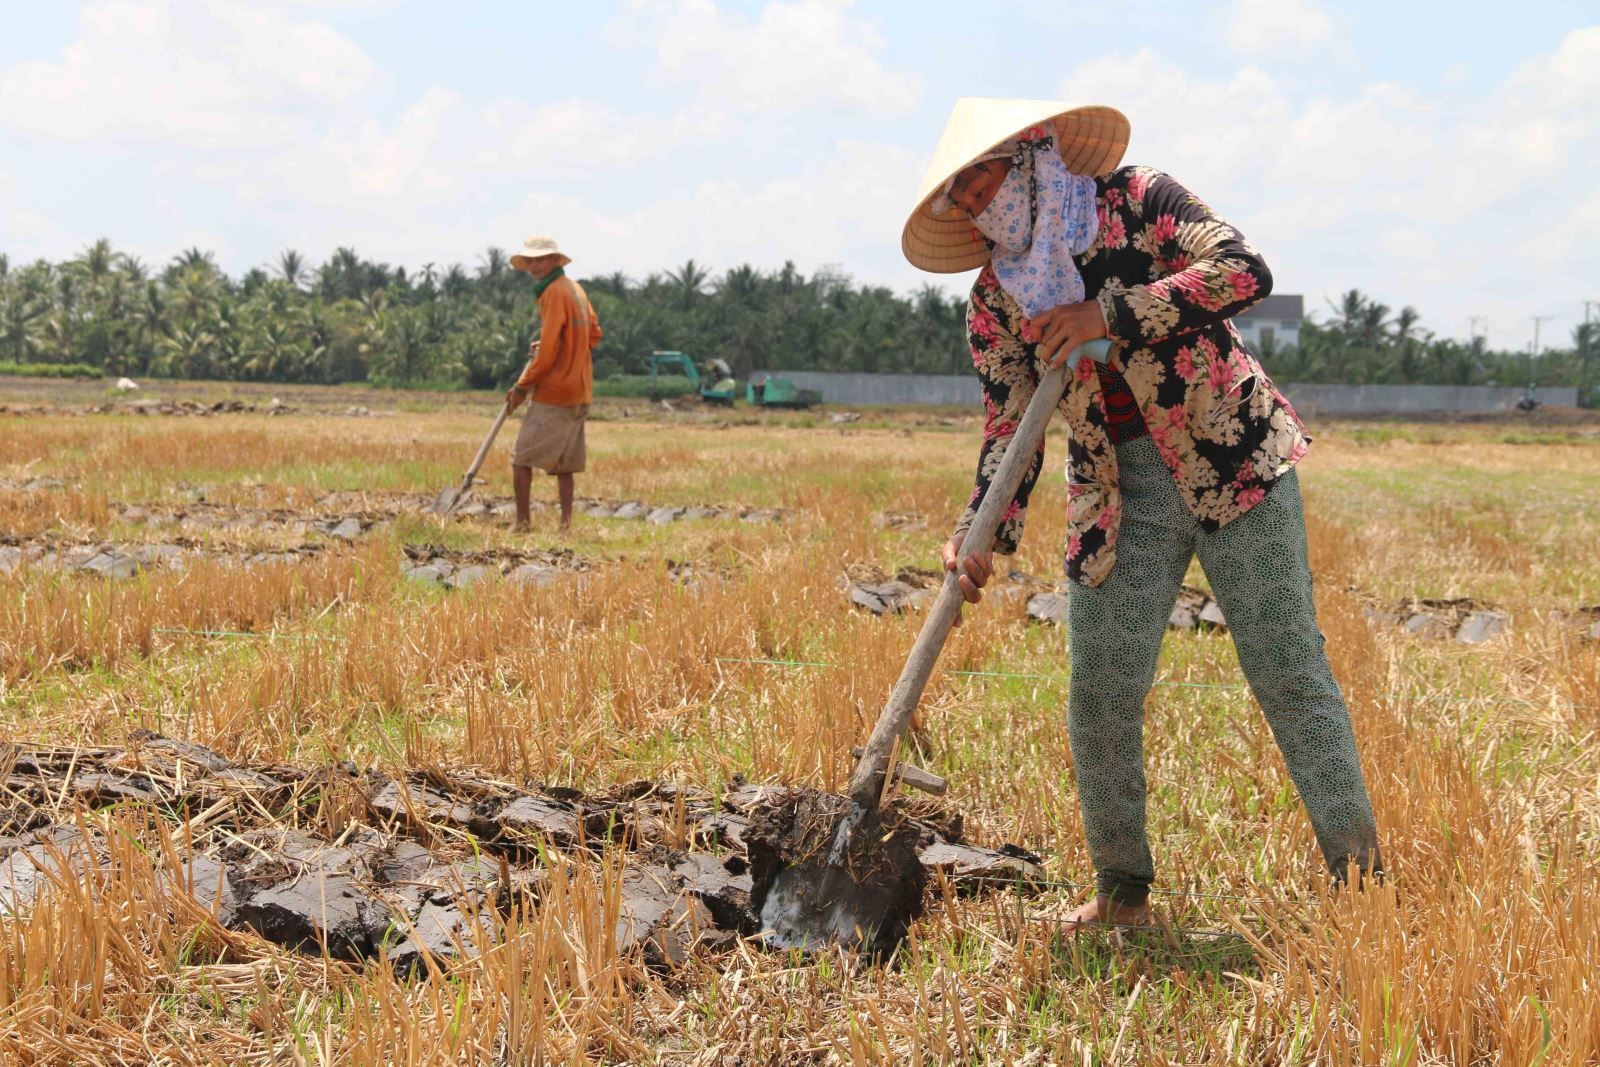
{"left": 1361, "top": 595, "right": 1512, "bottom": 644}
{"left": 0, "top": 736, "right": 1040, "bottom": 968}
{"left": 745, "top": 789, "right": 929, "bottom": 955}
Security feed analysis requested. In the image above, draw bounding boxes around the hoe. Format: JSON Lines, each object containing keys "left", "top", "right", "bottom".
{"left": 756, "top": 343, "right": 1103, "bottom": 952}
{"left": 430, "top": 398, "right": 512, "bottom": 516}
{"left": 431, "top": 345, "right": 539, "bottom": 515}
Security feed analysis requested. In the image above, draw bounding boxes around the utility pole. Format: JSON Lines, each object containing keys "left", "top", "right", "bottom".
{"left": 1530, "top": 315, "right": 1555, "bottom": 367}
{"left": 1584, "top": 301, "right": 1597, "bottom": 407}
{"left": 1525, "top": 315, "right": 1555, "bottom": 408}
{"left": 1468, "top": 315, "right": 1487, "bottom": 346}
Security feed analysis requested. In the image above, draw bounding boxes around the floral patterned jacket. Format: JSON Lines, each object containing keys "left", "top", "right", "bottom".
{"left": 955, "top": 165, "right": 1310, "bottom": 587}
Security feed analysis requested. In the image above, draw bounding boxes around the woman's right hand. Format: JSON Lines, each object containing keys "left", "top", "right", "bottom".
{"left": 942, "top": 533, "right": 994, "bottom": 625}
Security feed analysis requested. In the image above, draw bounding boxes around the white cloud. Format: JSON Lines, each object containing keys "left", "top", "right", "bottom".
{"left": 1520, "top": 24, "right": 1600, "bottom": 105}
{"left": 624, "top": 0, "right": 920, "bottom": 116}
{"left": 1059, "top": 49, "right": 1293, "bottom": 196}
{"left": 2, "top": 203, "right": 78, "bottom": 258}
{"left": 478, "top": 139, "right": 920, "bottom": 286}
{"left": 4, "top": 1, "right": 1593, "bottom": 346}
{"left": 0, "top": 0, "right": 374, "bottom": 145}
{"left": 1227, "top": 0, "right": 1336, "bottom": 53}
{"left": 472, "top": 98, "right": 730, "bottom": 176}
{"left": 631, "top": 140, "right": 916, "bottom": 269}
{"left": 1060, "top": 25, "right": 1600, "bottom": 338}
{"left": 320, "top": 87, "right": 461, "bottom": 197}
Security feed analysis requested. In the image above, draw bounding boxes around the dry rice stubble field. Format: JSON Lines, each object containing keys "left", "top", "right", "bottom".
{"left": 0, "top": 399, "right": 1597, "bottom": 1064}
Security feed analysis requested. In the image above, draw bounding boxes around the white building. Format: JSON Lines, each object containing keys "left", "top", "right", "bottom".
{"left": 1232, "top": 293, "right": 1303, "bottom": 349}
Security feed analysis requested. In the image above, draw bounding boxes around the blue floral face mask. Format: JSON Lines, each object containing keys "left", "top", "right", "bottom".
{"left": 968, "top": 130, "right": 1101, "bottom": 320}
{"left": 972, "top": 163, "right": 1034, "bottom": 255}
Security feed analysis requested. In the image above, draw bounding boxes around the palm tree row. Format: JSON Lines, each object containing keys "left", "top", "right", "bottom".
{"left": 0, "top": 242, "right": 971, "bottom": 387}
{"left": 1, "top": 245, "right": 1594, "bottom": 400}
{"left": 1263, "top": 289, "right": 1596, "bottom": 396}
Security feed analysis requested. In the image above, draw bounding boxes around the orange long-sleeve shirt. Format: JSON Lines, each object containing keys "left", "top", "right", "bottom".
{"left": 515, "top": 273, "right": 602, "bottom": 405}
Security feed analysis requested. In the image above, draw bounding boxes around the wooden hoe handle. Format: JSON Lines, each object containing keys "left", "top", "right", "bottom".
{"left": 462, "top": 402, "right": 512, "bottom": 486}
{"left": 845, "top": 358, "right": 1076, "bottom": 808}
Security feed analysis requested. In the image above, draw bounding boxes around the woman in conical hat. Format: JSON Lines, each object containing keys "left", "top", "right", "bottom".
{"left": 907, "top": 98, "right": 1383, "bottom": 931}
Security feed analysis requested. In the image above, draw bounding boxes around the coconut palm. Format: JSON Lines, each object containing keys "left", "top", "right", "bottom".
{"left": 170, "top": 247, "right": 216, "bottom": 275}
{"left": 477, "top": 247, "right": 508, "bottom": 280}
{"left": 76, "top": 239, "right": 115, "bottom": 282}
{"left": 666, "top": 259, "right": 710, "bottom": 308}
{"left": 153, "top": 320, "right": 218, "bottom": 379}
{"left": 329, "top": 247, "right": 364, "bottom": 301}
{"left": 277, "top": 249, "right": 308, "bottom": 290}
{"left": 0, "top": 285, "right": 47, "bottom": 362}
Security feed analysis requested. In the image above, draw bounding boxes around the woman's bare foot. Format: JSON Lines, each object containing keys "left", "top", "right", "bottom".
{"left": 1061, "top": 895, "right": 1154, "bottom": 934}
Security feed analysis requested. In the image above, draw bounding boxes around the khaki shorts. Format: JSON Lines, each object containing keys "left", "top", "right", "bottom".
{"left": 512, "top": 401, "right": 588, "bottom": 474}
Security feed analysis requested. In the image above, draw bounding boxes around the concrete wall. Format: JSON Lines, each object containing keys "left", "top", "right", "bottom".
{"left": 755, "top": 370, "right": 981, "bottom": 406}
{"left": 758, "top": 369, "right": 1578, "bottom": 414}
{"left": 1280, "top": 383, "right": 1576, "bottom": 415}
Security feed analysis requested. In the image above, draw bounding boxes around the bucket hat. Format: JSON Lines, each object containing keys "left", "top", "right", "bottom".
{"left": 902, "top": 98, "right": 1130, "bottom": 273}
{"left": 510, "top": 235, "right": 572, "bottom": 271}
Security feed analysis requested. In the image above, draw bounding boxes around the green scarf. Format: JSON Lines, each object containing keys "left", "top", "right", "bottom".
{"left": 531, "top": 265, "right": 565, "bottom": 298}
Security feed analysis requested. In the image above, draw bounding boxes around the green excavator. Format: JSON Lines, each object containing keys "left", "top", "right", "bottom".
{"left": 646, "top": 351, "right": 820, "bottom": 409}
{"left": 648, "top": 351, "right": 738, "bottom": 405}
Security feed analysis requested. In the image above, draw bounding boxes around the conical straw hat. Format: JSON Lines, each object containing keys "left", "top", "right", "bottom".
{"left": 902, "top": 98, "right": 1130, "bottom": 274}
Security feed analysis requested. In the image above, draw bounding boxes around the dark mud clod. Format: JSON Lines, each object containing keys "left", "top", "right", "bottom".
{"left": 745, "top": 790, "right": 928, "bottom": 956}
{"left": 1, "top": 736, "right": 1042, "bottom": 967}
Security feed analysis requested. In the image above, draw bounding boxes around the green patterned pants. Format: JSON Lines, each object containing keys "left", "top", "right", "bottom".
{"left": 1067, "top": 435, "right": 1382, "bottom": 906}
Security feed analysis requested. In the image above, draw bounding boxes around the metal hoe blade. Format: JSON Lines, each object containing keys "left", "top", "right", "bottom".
{"left": 430, "top": 481, "right": 469, "bottom": 515}
{"left": 750, "top": 794, "right": 925, "bottom": 955}
{"left": 756, "top": 807, "right": 871, "bottom": 951}
{"left": 753, "top": 352, "right": 1093, "bottom": 953}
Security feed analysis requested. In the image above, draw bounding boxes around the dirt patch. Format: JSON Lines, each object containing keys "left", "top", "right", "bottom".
{"left": 0, "top": 737, "right": 1038, "bottom": 966}
{"left": 840, "top": 562, "right": 1230, "bottom": 634}
{"left": 875, "top": 511, "right": 929, "bottom": 532}
{"left": 1363, "top": 596, "right": 1512, "bottom": 644}
{"left": 113, "top": 500, "right": 386, "bottom": 543}
{"left": 0, "top": 538, "right": 324, "bottom": 578}
{"left": 570, "top": 500, "right": 785, "bottom": 525}
{"left": 0, "top": 537, "right": 602, "bottom": 590}
{"left": 0, "top": 399, "right": 390, "bottom": 418}
{"left": 1353, "top": 405, "right": 1600, "bottom": 429}
{"left": 1558, "top": 606, "right": 1600, "bottom": 642}
{"left": 842, "top": 563, "right": 942, "bottom": 615}
{"left": 3, "top": 477, "right": 788, "bottom": 534}
{"left": 400, "top": 544, "right": 594, "bottom": 589}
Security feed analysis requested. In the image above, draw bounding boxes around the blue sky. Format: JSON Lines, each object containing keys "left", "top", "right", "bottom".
{"left": 2, "top": 1, "right": 1596, "bottom": 345}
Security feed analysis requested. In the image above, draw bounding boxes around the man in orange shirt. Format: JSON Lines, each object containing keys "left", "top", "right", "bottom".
{"left": 505, "top": 236, "right": 603, "bottom": 531}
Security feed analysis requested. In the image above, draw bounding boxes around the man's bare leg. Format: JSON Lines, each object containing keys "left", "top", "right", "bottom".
{"left": 1061, "top": 895, "right": 1153, "bottom": 934}
{"left": 556, "top": 473, "right": 575, "bottom": 530}
{"left": 512, "top": 464, "right": 534, "bottom": 531}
